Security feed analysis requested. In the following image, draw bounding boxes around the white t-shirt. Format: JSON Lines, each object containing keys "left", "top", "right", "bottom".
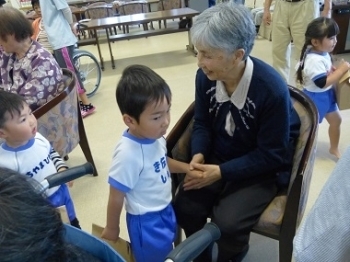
{"left": 302, "top": 51, "right": 333, "bottom": 93}
{"left": 108, "top": 130, "right": 172, "bottom": 215}
{"left": 0, "top": 132, "right": 59, "bottom": 196}
{"left": 39, "top": 0, "right": 77, "bottom": 50}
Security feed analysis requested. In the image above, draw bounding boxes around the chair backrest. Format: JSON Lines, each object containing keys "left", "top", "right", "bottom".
{"left": 166, "top": 86, "right": 319, "bottom": 261}
{"left": 118, "top": 1, "right": 149, "bottom": 15}
{"left": 85, "top": 4, "right": 113, "bottom": 19}
{"left": 158, "top": 0, "right": 182, "bottom": 10}
{"left": 33, "top": 69, "right": 80, "bottom": 157}
{"left": 247, "top": 86, "right": 319, "bottom": 262}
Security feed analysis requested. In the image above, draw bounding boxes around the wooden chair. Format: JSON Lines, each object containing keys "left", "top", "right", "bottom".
{"left": 84, "top": 4, "right": 117, "bottom": 36}
{"left": 33, "top": 69, "right": 98, "bottom": 177}
{"left": 157, "top": 0, "right": 182, "bottom": 28}
{"left": 166, "top": 85, "right": 319, "bottom": 262}
{"left": 118, "top": 1, "right": 149, "bottom": 33}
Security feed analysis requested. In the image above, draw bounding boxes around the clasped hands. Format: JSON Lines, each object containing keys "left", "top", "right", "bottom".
{"left": 183, "top": 153, "right": 221, "bottom": 191}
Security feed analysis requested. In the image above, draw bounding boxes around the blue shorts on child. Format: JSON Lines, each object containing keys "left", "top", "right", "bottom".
{"left": 127, "top": 204, "right": 176, "bottom": 262}
{"left": 48, "top": 183, "right": 77, "bottom": 222}
{"left": 303, "top": 88, "right": 338, "bottom": 123}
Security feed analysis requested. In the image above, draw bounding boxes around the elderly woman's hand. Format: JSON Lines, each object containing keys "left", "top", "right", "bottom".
{"left": 189, "top": 153, "right": 204, "bottom": 168}
{"left": 183, "top": 163, "right": 221, "bottom": 191}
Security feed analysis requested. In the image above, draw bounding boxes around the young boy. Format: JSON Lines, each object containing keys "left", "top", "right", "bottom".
{"left": 101, "top": 65, "right": 198, "bottom": 262}
{"left": 0, "top": 91, "right": 80, "bottom": 228}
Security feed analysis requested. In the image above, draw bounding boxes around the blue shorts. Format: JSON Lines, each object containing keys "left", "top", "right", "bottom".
{"left": 127, "top": 204, "right": 176, "bottom": 262}
{"left": 48, "top": 184, "right": 77, "bottom": 222}
{"left": 303, "top": 88, "right": 338, "bottom": 123}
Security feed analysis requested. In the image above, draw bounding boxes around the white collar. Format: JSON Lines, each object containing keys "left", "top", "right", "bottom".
{"left": 215, "top": 56, "right": 253, "bottom": 110}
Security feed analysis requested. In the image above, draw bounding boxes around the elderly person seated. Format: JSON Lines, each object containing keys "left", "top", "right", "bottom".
{"left": 172, "top": 1, "right": 300, "bottom": 261}
{"left": 0, "top": 7, "right": 65, "bottom": 111}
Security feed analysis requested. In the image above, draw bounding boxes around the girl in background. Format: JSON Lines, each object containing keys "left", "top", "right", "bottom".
{"left": 296, "top": 17, "right": 350, "bottom": 159}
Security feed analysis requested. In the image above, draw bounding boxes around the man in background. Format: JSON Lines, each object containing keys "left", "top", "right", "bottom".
{"left": 263, "top": 0, "right": 332, "bottom": 82}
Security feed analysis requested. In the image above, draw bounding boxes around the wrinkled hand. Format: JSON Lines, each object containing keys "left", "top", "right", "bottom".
{"left": 263, "top": 11, "right": 272, "bottom": 25}
{"left": 101, "top": 226, "right": 120, "bottom": 242}
{"left": 183, "top": 163, "right": 221, "bottom": 191}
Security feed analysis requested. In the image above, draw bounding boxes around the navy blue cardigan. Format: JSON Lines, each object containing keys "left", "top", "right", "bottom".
{"left": 192, "top": 57, "right": 300, "bottom": 186}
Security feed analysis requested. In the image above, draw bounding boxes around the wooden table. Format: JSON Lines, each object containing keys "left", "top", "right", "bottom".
{"left": 77, "top": 8, "right": 200, "bottom": 70}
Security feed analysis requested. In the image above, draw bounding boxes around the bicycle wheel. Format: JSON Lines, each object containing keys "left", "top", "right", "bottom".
{"left": 73, "top": 50, "right": 101, "bottom": 98}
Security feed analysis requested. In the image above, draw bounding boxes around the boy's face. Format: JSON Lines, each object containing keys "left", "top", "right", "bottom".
{"left": 0, "top": 103, "right": 37, "bottom": 148}
{"left": 125, "top": 96, "right": 171, "bottom": 139}
{"left": 33, "top": 3, "right": 41, "bottom": 17}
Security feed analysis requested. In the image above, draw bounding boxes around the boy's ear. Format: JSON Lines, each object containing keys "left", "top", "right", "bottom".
{"left": 0, "top": 128, "right": 7, "bottom": 139}
{"left": 122, "top": 114, "right": 137, "bottom": 128}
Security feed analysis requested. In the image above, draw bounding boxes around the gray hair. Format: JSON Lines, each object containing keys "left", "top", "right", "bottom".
{"left": 191, "top": 1, "right": 255, "bottom": 59}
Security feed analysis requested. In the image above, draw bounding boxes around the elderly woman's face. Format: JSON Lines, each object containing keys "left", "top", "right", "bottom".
{"left": 196, "top": 44, "right": 236, "bottom": 81}
{"left": 0, "top": 34, "right": 16, "bottom": 53}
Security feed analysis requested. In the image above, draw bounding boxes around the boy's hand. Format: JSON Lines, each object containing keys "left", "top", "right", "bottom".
{"left": 66, "top": 180, "right": 74, "bottom": 187}
{"left": 101, "top": 226, "right": 120, "bottom": 242}
{"left": 57, "top": 167, "right": 67, "bottom": 172}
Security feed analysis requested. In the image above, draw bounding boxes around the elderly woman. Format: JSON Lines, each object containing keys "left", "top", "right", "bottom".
{"left": 0, "top": 7, "right": 64, "bottom": 111}
{"left": 173, "top": 2, "right": 301, "bottom": 261}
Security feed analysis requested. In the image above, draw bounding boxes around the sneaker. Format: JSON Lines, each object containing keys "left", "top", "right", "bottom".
{"left": 80, "top": 103, "right": 96, "bottom": 118}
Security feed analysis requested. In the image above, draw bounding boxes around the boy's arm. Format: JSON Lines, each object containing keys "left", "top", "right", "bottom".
{"left": 168, "top": 157, "right": 204, "bottom": 187}
{"left": 49, "top": 147, "right": 68, "bottom": 172}
{"left": 102, "top": 186, "right": 125, "bottom": 242}
{"left": 167, "top": 157, "right": 189, "bottom": 174}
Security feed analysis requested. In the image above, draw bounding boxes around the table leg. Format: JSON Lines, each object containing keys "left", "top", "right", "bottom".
{"left": 105, "top": 27, "right": 115, "bottom": 69}
{"left": 147, "top": 3, "right": 154, "bottom": 29}
{"left": 186, "top": 19, "right": 197, "bottom": 56}
{"left": 94, "top": 29, "right": 105, "bottom": 70}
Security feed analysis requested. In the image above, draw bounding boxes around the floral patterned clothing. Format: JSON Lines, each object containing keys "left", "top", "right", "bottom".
{"left": 0, "top": 41, "right": 65, "bottom": 110}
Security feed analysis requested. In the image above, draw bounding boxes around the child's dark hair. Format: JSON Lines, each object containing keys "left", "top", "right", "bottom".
{"left": 0, "top": 167, "right": 66, "bottom": 261}
{"left": 116, "top": 64, "right": 172, "bottom": 122}
{"left": 31, "top": 0, "right": 39, "bottom": 9}
{"left": 296, "top": 17, "right": 339, "bottom": 84}
{"left": 0, "top": 91, "right": 26, "bottom": 128}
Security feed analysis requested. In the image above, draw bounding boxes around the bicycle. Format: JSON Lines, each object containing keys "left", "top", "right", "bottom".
{"left": 73, "top": 20, "right": 103, "bottom": 98}
{"left": 73, "top": 48, "right": 102, "bottom": 98}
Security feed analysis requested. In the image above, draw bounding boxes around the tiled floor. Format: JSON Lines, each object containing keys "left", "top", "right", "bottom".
{"left": 66, "top": 25, "right": 350, "bottom": 261}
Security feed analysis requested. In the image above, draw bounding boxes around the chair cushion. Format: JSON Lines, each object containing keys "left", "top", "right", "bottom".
{"left": 253, "top": 191, "right": 287, "bottom": 237}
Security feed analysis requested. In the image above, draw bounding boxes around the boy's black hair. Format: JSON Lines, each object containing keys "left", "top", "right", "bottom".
{"left": 116, "top": 64, "right": 172, "bottom": 122}
{"left": 0, "top": 91, "right": 26, "bottom": 128}
{"left": 31, "top": 0, "right": 39, "bottom": 9}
